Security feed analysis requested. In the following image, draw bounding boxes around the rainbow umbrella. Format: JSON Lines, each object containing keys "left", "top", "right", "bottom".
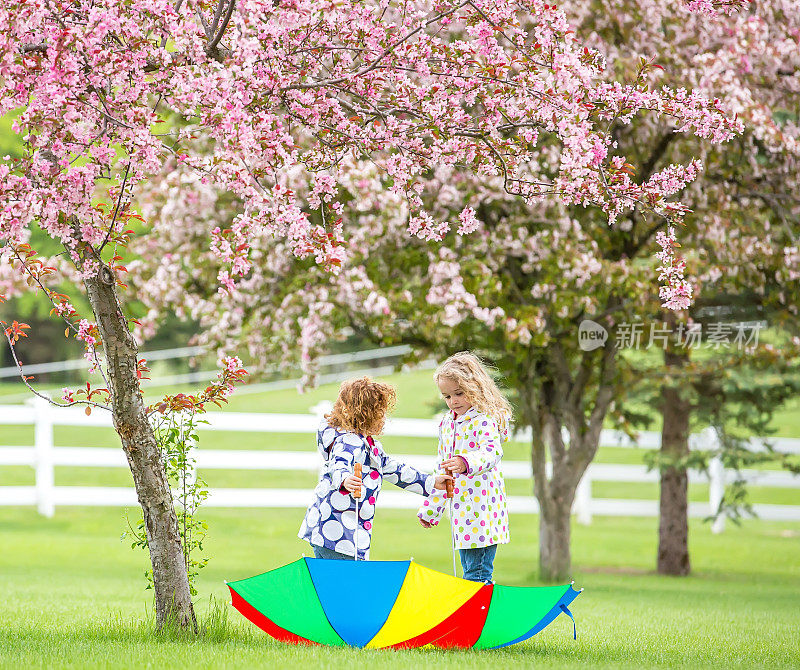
{"left": 227, "top": 558, "right": 581, "bottom": 649}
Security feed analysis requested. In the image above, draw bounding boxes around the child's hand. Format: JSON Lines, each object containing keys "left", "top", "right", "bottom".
{"left": 441, "top": 456, "right": 468, "bottom": 475}
{"left": 433, "top": 474, "right": 454, "bottom": 490}
{"left": 342, "top": 474, "right": 363, "bottom": 495}
{"left": 419, "top": 517, "right": 432, "bottom": 528}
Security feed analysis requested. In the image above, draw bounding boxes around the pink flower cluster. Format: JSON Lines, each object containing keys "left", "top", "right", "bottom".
{"left": 655, "top": 227, "right": 693, "bottom": 310}
{"left": 121, "top": 0, "right": 799, "bottom": 391}
{"left": 221, "top": 355, "right": 244, "bottom": 374}
{"left": 0, "top": 0, "right": 745, "bottom": 307}
{"left": 76, "top": 319, "right": 98, "bottom": 347}
{"left": 682, "top": 0, "right": 749, "bottom": 17}
{"left": 457, "top": 207, "right": 481, "bottom": 235}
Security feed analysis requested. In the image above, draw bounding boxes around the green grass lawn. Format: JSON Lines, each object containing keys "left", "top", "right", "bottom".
{"left": 1, "top": 507, "right": 798, "bottom": 669}
{"left": 2, "top": 368, "right": 800, "bottom": 668}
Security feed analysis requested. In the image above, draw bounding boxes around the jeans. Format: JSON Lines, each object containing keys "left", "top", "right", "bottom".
{"left": 459, "top": 544, "right": 497, "bottom": 583}
{"left": 311, "top": 543, "right": 351, "bottom": 560}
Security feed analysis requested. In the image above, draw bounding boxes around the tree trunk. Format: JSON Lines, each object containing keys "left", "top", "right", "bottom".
{"left": 538, "top": 491, "right": 573, "bottom": 582}
{"left": 84, "top": 264, "right": 196, "bottom": 629}
{"left": 657, "top": 347, "right": 691, "bottom": 576}
{"left": 530, "top": 409, "right": 575, "bottom": 582}
{"left": 523, "top": 335, "right": 618, "bottom": 583}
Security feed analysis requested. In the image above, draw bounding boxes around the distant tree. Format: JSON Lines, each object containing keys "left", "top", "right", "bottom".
{"left": 566, "top": 0, "right": 800, "bottom": 575}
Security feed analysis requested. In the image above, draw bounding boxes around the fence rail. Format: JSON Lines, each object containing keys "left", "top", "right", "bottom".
{"left": 1, "top": 398, "right": 798, "bottom": 530}
{"left": 0, "top": 342, "right": 419, "bottom": 395}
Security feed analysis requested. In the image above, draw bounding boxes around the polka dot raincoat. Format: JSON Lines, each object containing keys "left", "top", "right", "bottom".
{"left": 299, "top": 419, "right": 436, "bottom": 559}
{"left": 417, "top": 407, "right": 510, "bottom": 549}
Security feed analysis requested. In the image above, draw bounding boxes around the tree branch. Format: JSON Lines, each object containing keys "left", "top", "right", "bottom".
{"left": 98, "top": 161, "right": 131, "bottom": 253}
{"left": 280, "top": 1, "right": 470, "bottom": 92}
{"left": 581, "top": 337, "right": 618, "bottom": 463}
{"left": 207, "top": 0, "right": 236, "bottom": 54}
{"left": 1, "top": 328, "right": 111, "bottom": 412}
{"left": 21, "top": 43, "right": 47, "bottom": 54}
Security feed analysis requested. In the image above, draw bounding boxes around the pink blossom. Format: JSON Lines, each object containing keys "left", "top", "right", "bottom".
{"left": 76, "top": 319, "right": 97, "bottom": 347}
{"left": 457, "top": 207, "right": 481, "bottom": 235}
{"left": 656, "top": 227, "right": 694, "bottom": 310}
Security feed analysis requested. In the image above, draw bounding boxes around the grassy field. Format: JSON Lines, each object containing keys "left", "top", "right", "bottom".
{"left": 1, "top": 507, "right": 798, "bottom": 669}
{"left": 1, "top": 366, "right": 799, "bottom": 668}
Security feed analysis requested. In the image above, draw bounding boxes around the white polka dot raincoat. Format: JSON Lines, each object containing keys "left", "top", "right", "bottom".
{"left": 299, "top": 419, "right": 436, "bottom": 559}
{"left": 417, "top": 408, "right": 510, "bottom": 549}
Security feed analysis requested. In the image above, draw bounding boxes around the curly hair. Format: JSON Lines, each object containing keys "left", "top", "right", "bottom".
{"left": 434, "top": 351, "right": 513, "bottom": 430}
{"left": 325, "top": 376, "right": 397, "bottom": 436}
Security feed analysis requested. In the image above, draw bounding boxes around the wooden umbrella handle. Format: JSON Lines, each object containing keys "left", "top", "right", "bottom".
{"left": 353, "top": 462, "right": 362, "bottom": 498}
{"left": 445, "top": 477, "right": 454, "bottom": 499}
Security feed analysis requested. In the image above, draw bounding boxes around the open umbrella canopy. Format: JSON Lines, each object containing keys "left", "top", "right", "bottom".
{"left": 227, "top": 558, "right": 581, "bottom": 650}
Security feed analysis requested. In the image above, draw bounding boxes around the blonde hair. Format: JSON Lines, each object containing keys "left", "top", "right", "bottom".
{"left": 434, "top": 351, "right": 512, "bottom": 430}
{"left": 326, "top": 376, "right": 396, "bottom": 436}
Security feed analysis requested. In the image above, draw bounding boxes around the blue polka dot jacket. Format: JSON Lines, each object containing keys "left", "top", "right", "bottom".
{"left": 298, "top": 419, "right": 436, "bottom": 559}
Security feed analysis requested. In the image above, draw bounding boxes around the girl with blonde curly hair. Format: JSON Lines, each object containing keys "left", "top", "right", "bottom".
{"left": 299, "top": 376, "right": 451, "bottom": 560}
{"left": 418, "top": 352, "right": 513, "bottom": 582}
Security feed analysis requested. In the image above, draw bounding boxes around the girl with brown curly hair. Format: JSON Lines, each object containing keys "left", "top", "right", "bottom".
{"left": 299, "top": 376, "right": 451, "bottom": 560}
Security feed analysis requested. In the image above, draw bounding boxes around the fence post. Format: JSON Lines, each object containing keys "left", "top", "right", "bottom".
{"left": 310, "top": 400, "right": 333, "bottom": 418}
{"left": 574, "top": 471, "right": 593, "bottom": 525}
{"left": 705, "top": 428, "right": 726, "bottom": 534}
{"left": 309, "top": 401, "right": 333, "bottom": 479}
{"left": 32, "top": 396, "right": 55, "bottom": 518}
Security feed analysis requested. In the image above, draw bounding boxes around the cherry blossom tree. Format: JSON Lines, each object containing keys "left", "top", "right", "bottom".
{"left": 1, "top": 0, "right": 748, "bottom": 612}
{"left": 123, "top": 0, "right": 799, "bottom": 582}
{"left": 571, "top": 0, "right": 800, "bottom": 576}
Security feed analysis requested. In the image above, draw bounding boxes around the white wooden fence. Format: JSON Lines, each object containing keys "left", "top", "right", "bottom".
{"left": 0, "top": 343, "right": 425, "bottom": 401}
{"left": 1, "top": 398, "right": 798, "bottom": 532}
